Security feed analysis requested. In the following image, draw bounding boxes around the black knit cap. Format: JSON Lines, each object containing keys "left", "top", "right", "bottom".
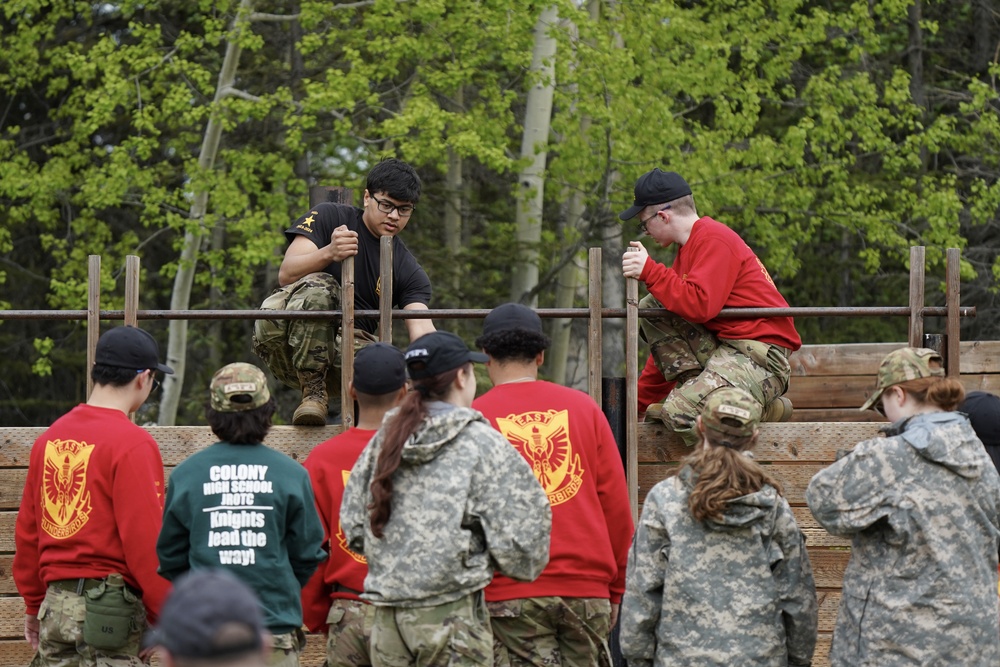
{"left": 405, "top": 331, "right": 487, "bottom": 380}
{"left": 618, "top": 168, "right": 692, "bottom": 220}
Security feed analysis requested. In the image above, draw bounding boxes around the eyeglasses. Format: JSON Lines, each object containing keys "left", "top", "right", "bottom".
{"left": 372, "top": 196, "right": 414, "bottom": 217}
{"left": 638, "top": 205, "right": 670, "bottom": 235}
{"left": 138, "top": 369, "right": 161, "bottom": 392}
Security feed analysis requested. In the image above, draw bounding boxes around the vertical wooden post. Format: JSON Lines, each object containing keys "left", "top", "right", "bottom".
{"left": 588, "top": 249, "right": 602, "bottom": 404}
{"left": 87, "top": 256, "right": 101, "bottom": 399}
{"left": 341, "top": 256, "right": 356, "bottom": 430}
{"left": 124, "top": 255, "right": 140, "bottom": 422}
{"left": 945, "top": 248, "right": 961, "bottom": 377}
{"left": 908, "top": 246, "right": 925, "bottom": 347}
{"left": 379, "top": 236, "right": 393, "bottom": 343}
{"left": 626, "top": 277, "right": 639, "bottom": 524}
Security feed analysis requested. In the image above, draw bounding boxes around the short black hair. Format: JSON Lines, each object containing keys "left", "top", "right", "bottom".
{"left": 475, "top": 329, "right": 551, "bottom": 363}
{"left": 367, "top": 158, "right": 421, "bottom": 204}
{"left": 206, "top": 398, "right": 276, "bottom": 444}
{"left": 91, "top": 364, "right": 143, "bottom": 388}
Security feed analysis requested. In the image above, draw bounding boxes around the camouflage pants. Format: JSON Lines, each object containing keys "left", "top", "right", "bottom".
{"left": 252, "top": 272, "right": 378, "bottom": 393}
{"left": 268, "top": 629, "right": 305, "bottom": 667}
{"left": 30, "top": 584, "right": 146, "bottom": 667}
{"left": 370, "top": 592, "right": 493, "bottom": 667}
{"left": 639, "top": 293, "right": 791, "bottom": 446}
{"left": 326, "top": 598, "right": 375, "bottom": 667}
{"left": 488, "top": 597, "right": 612, "bottom": 667}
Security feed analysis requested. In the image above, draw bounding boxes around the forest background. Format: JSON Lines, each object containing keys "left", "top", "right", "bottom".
{"left": 2, "top": 0, "right": 999, "bottom": 426}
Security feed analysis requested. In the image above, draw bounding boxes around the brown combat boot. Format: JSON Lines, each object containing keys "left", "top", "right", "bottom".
{"left": 293, "top": 369, "right": 328, "bottom": 426}
{"left": 761, "top": 396, "right": 793, "bottom": 422}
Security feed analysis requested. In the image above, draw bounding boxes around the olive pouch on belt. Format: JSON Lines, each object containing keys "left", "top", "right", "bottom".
{"left": 82, "top": 574, "right": 137, "bottom": 650}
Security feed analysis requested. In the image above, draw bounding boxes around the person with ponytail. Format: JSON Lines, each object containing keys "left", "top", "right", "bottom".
{"left": 620, "top": 386, "right": 817, "bottom": 666}
{"left": 339, "top": 330, "right": 552, "bottom": 667}
{"left": 807, "top": 347, "right": 1000, "bottom": 666}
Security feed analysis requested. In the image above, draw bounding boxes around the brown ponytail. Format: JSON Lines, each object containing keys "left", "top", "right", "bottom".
{"left": 685, "top": 427, "right": 783, "bottom": 523}
{"left": 368, "top": 365, "right": 463, "bottom": 537}
{"left": 896, "top": 376, "right": 965, "bottom": 412}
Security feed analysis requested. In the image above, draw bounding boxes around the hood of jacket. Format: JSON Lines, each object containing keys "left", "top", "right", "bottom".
{"left": 397, "top": 403, "right": 484, "bottom": 465}
{"left": 679, "top": 465, "right": 779, "bottom": 532}
{"left": 884, "top": 411, "right": 987, "bottom": 479}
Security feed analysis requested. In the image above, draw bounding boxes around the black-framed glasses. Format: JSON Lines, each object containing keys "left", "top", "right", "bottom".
{"left": 638, "top": 205, "right": 670, "bottom": 234}
{"left": 373, "top": 196, "right": 415, "bottom": 217}
{"left": 137, "top": 369, "right": 161, "bottom": 392}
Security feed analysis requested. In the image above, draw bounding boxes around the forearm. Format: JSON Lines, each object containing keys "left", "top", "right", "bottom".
{"left": 404, "top": 304, "right": 435, "bottom": 340}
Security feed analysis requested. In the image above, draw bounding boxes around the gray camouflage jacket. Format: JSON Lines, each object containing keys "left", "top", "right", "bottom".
{"left": 340, "top": 403, "right": 552, "bottom": 608}
{"left": 807, "top": 411, "right": 1000, "bottom": 666}
{"left": 620, "top": 466, "right": 818, "bottom": 667}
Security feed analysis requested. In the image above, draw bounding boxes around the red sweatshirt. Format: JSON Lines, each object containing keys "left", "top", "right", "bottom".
{"left": 637, "top": 217, "right": 801, "bottom": 412}
{"left": 300, "top": 427, "right": 374, "bottom": 633}
{"left": 473, "top": 381, "right": 633, "bottom": 604}
{"left": 13, "top": 404, "right": 171, "bottom": 620}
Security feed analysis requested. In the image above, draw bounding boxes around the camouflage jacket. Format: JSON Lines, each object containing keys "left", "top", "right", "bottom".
{"left": 807, "top": 412, "right": 1000, "bottom": 666}
{"left": 340, "top": 403, "right": 551, "bottom": 608}
{"left": 620, "top": 466, "right": 818, "bottom": 666}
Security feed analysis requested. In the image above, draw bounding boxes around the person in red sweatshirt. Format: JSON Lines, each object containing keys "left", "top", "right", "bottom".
{"left": 619, "top": 168, "right": 802, "bottom": 445}
{"left": 300, "top": 342, "right": 408, "bottom": 667}
{"left": 472, "top": 303, "right": 634, "bottom": 667}
{"left": 14, "top": 325, "right": 173, "bottom": 666}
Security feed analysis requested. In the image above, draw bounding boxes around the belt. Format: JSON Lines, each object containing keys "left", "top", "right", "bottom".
{"left": 50, "top": 577, "right": 141, "bottom": 597}
{"left": 332, "top": 583, "right": 363, "bottom": 596}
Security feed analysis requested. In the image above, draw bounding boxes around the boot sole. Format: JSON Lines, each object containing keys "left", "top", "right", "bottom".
{"left": 293, "top": 405, "right": 328, "bottom": 426}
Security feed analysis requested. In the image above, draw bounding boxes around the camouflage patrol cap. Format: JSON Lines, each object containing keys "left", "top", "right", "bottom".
{"left": 700, "top": 387, "right": 761, "bottom": 445}
{"left": 210, "top": 363, "right": 271, "bottom": 412}
{"left": 859, "top": 347, "right": 944, "bottom": 412}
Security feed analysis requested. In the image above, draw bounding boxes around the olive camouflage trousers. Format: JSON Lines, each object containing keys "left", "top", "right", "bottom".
{"left": 326, "top": 598, "right": 374, "bottom": 667}
{"left": 488, "top": 597, "right": 612, "bottom": 667}
{"left": 639, "top": 293, "right": 791, "bottom": 446}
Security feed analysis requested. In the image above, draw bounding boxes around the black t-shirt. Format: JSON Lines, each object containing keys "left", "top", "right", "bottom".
{"left": 284, "top": 203, "right": 432, "bottom": 334}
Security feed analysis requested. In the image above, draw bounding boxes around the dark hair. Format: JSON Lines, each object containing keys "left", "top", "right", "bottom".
{"left": 367, "top": 158, "right": 421, "bottom": 204}
{"left": 368, "top": 365, "right": 465, "bottom": 537}
{"left": 474, "top": 329, "right": 551, "bottom": 363}
{"left": 896, "top": 376, "right": 965, "bottom": 412}
{"left": 91, "top": 364, "right": 144, "bottom": 388}
{"left": 355, "top": 389, "right": 403, "bottom": 410}
{"left": 684, "top": 423, "right": 782, "bottom": 522}
{"left": 206, "top": 398, "right": 276, "bottom": 444}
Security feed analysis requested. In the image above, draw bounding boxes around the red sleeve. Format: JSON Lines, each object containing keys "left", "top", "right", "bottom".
{"left": 637, "top": 356, "right": 675, "bottom": 415}
{"left": 591, "top": 405, "right": 635, "bottom": 603}
{"left": 14, "top": 460, "right": 45, "bottom": 615}
{"left": 640, "top": 240, "right": 739, "bottom": 323}
{"left": 300, "top": 458, "right": 332, "bottom": 633}
{"left": 114, "top": 441, "right": 171, "bottom": 622}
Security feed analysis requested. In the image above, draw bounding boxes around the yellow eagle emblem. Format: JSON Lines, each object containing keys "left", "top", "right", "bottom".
{"left": 496, "top": 410, "right": 584, "bottom": 506}
{"left": 41, "top": 439, "right": 95, "bottom": 539}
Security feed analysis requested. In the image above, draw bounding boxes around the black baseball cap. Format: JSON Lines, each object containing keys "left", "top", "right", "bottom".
{"left": 405, "top": 331, "right": 488, "bottom": 380}
{"left": 94, "top": 326, "right": 174, "bottom": 374}
{"left": 142, "top": 569, "right": 265, "bottom": 659}
{"left": 481, "top": 303, "right": 543, "bottom": 337}
{"left": 618, "top": 168, "right": 693, "bottom": 220}
{"left": 353, "top": 342, "right": 407, "bottom": 395}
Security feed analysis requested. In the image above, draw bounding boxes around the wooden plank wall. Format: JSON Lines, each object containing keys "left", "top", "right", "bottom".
{"left": 0, "top": 339, "right": 997, "bottom": 665}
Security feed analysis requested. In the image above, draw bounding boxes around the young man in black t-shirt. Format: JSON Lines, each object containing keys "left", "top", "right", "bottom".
{"left": 252, "top": 158, "right": 435, "bottom": 425}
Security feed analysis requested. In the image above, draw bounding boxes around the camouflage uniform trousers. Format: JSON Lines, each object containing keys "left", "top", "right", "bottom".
{"left": 326, "top": 598, "right": 375, "bottom": 667}
{"left": 370, "top": 592, "right": 493, "bottom": 667}
{"left": 639, "top": 293, "right": 791, "bottom": 446}
{"left": 29, "top": 584, "right": 146, "bottom": 667}
{"left": 252, "top": 272, "right": 378, "bottom": 394}
{"left": 487, "top": 597, "right": 612, "bottom": 667}
{"left": 268, "top": 628, "right": 306, "bottom": 667}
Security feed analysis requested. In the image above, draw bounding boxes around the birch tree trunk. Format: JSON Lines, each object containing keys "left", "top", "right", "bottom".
{"left": 510, "top": 5, "right": 558, "bottom": 305}
{"left": 443, "top": 88, "right": 465, "bottom": 307}
{"left": 158, "top": 0, "right": 253, "bottom": 424}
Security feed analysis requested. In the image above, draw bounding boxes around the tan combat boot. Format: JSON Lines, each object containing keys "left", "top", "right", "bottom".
{"left": 293, "top": 369, "right": 328, "bottom": 426}
{"left": 761, "top": 396, "right": 793, "bottom": 422}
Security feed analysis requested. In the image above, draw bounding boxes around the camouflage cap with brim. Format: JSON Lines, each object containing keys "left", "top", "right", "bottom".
{"left": 701, "top": 386, "right": 761, "bottom": 444}
{"left": 859, "top": 346, "right": 945, "bottom": 412}
{"left": 210, "top": 362, "right": 271, "bottom": 413}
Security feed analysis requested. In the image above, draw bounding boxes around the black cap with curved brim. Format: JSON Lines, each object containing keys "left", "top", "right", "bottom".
{"left": 618, "top": 168, "right": 693, "bottom": 220}
{"left": 94, "top": 325, "right": 174, "bottom": 374}
{"left": 404, "top": 331, "right": 488, "bottom": 380}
